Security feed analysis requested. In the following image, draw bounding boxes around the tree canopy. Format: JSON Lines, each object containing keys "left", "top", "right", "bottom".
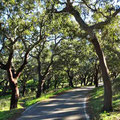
{"left": 0, "top": 0, "right": 120, "bottom": 113}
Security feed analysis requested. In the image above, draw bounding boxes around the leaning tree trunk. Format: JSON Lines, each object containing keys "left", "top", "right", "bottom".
{"left": 64, "top": 3, "right": 112, "bottom": 111}
{"left": 92, "top": 36, "right": 112, "bottom": 111}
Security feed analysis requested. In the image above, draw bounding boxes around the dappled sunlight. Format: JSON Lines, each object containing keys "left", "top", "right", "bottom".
{"left": 18, "top": 87, "right": 92, "bottom": 120}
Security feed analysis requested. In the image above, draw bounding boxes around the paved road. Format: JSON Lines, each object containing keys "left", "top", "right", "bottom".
{"left": 17, "top": 86, "right": 94, "bottom": 120}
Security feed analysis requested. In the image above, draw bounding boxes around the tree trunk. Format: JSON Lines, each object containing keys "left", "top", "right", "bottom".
{"left": 81, "top": 80, "right": 83, "bottom": 86}
{"left": 36, "top": 59, "right": 42, "bottom": 98}
{"left": 36, "top": 74, "right": 43, "bottom": 98}
{"left": 7, "top": 69, "right": 19, "bottom": 110}
{"left": 36, "top": 82, "right": 42, "bottom": 98}
{"left": 67, "top": 70, "right": 74, "bottom": 88}
{"left": 46, "top": 78, "right": 51, "bottom": 90}
{"left": 83, "top": 76, "right": 86, "bottom": 86}
{"left": 43, "top": 82, "right": 46, "bottom": 93}
{"left": 94, "top": 65, "right": 99, "bottom": 87}
{"left": 69, "top": 77, "right": 74, "bottom": 88}
{"left": 36, "top": 72, "right": 46, "bottom": 98}
{"left": 92, "top": 36, "right": 112, "bottom": 111}
{"left": 22, "top": 78, "right": 27, "bottom": 96}
{"left": 90, "top": 75, "right": 94, "bottom": 86}
{"left": 86, "top": 75, "right": 90, "bottom": 86}
{"left": 81, "top": 77, "right": 83, "bottom": 86}
{"left": 9, "top": 79, "right": 19, "bottom": 109}
{"left": 10, "top": 84, "right": 19, "bottom": 109}
{"left": 54, "top": 79, "right": 58, "bottom": 89}
{"left": 22, "top": 83, "right": 26, "bottom": 97}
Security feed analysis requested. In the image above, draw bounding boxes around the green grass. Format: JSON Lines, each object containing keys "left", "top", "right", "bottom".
{"left": 0, "top": 109, "right": 23, "bottom": 120}
{"left": 0, "top": 87, "right": 72, "bottom": 120}
{"left": 88, "top": 86, "right": 120, "bottom": 120}
{"left": 0, "top": 95, "right": 24, "bottom": 120}
{"left": 24, "top": 87, "right": 72, "bottom": 107}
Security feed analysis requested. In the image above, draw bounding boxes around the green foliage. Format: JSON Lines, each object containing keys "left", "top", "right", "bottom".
{"left": 113, "top": 76, "right": 120, "bottom": 94}
{"left": 0, "top": 95, "right": 23, "bottom": 120}
{"left": 0, "top": 95, "right": 10, "bottom": 111}
{"left": 0, "top": 0, "right": 120, "bottom": 119}
{"left": 0, "top": 109, "right": 22, "bottom": 120}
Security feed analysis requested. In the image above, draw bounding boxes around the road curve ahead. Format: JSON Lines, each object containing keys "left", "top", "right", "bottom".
{"left": 17, "top": 86, "right": 94, "bottom": 120}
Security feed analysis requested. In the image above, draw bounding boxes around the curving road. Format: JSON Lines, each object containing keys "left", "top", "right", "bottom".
{"left": 17, "top": 86, "right": 94, "bottom": 120}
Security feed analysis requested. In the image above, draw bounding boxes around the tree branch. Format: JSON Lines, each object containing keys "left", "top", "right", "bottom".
{"left": 6, "top": 50, "right": 14, "bottom": 68}
{"left": 54, "top": 1, "right": 120, "bottom": 33}
{"left": 81, "top": 0, "right": 97, "bottom": 12}
{"left": 89, "top": 8, "right": 120, "bottom": 29}
{"left": 15, "top": 52, "right": 29, "bottom": 78}
{"left": 43, "top": 36, "right": 63, "bottom": 78}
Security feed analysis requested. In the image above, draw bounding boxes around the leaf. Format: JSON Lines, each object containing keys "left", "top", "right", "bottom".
{"left": 10, "top": 0, "right": 15, "bottom": 4}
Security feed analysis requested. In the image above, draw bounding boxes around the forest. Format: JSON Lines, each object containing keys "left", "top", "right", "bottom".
{"left": 0, "top": 0, "right": 120, "bottom": 120}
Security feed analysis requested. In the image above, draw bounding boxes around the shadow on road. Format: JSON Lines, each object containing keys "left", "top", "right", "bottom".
{"left": 18, "top": 87, "right": 94, "bottom": 120}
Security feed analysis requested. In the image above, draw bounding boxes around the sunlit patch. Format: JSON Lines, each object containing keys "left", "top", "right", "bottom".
{"left": 64, "top": 115, "right": 83, "bottom": 120}
{"left": 42, "top": 103, "right": 58, "bottom": 107}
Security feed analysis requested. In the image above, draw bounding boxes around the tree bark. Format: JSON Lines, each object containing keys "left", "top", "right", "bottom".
{"left": 36, "top": 78, "right": 46, "bottom": 98}
{"left": 54, "top": 78, "right": 58, "bottom": 89}
{"left": 36, "top": 59, "right": 42, "bottom": 98}
{"left": 36, "top": 82, "right": 42, "bottom": 98}
{"left": 94, "top": 65, "right": 99, "bottom": 87}
{"left": 67, "top": 70, "right": 74, "bottom": 88}
{"left": 46, "top": 77, "right": 51, "bottom": 90}
{"left": 81, "top": 76, "right": 83, "bottom": 86}
{"left": 36, "top": 52, "right": 52, "bottom": 98}
{"left": 22, "top": 79, "right": 26, "bottom": 97}
{"left": 69, "top": 77, "right": 74, "bottom": 88}
{"left": 43, "top": 82, "right": 46, "bottom": 93}
{"left": 83, "top": 75, "right": 87, "bottom": 86}
{"left": 10, "top": 82, "right": 19, "bottom": 109}
{"left": 36, "top": 58, "right": 46, "bottom": 98}
{"left": 91, "top": 36, "right": 112, "bottom": 111}
{"left": 7, "top": 68, "right": 19, "bottom": 110}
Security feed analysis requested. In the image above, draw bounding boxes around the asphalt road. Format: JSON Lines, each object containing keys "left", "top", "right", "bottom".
{"left": 17, "top": 86, "right": 94, "bottom": 120}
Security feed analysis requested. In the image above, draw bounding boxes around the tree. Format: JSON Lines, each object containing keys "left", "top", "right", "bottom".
{"left": 44, "top": 0, "right": 120, "bottom": 111}
{"left": 0, "top": 0, "right": 45, "bottom": 109}
{"left": 31, "top": 35, "right": 63, "bottom": 98}
{"left": 56, "top": 39, "right": 81, "bottom": 88}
